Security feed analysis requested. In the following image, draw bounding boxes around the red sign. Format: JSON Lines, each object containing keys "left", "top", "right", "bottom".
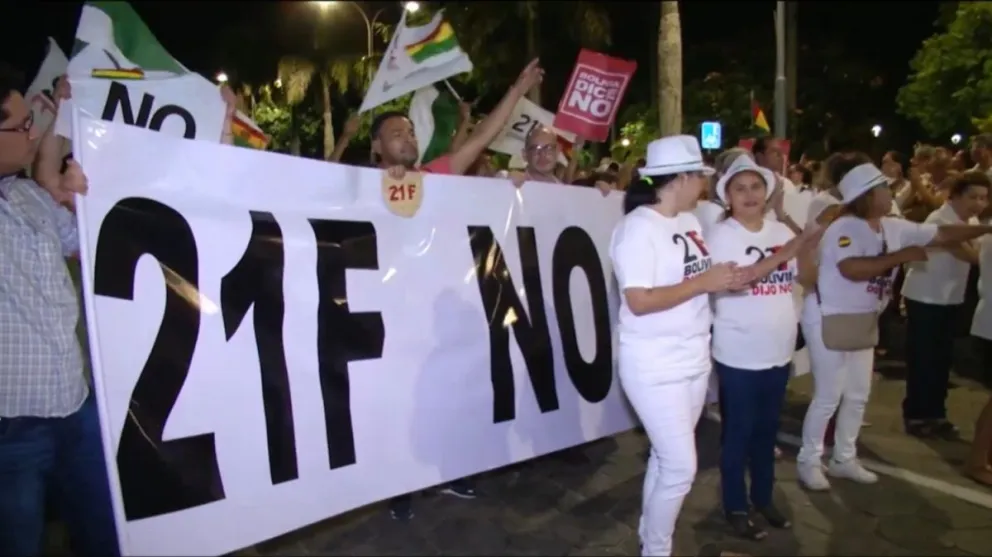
{"left": 738, "top": 137, "right": 791, "bottom": 174}
{"left": 553, "top": 49, "right": 637, "bottom": 142}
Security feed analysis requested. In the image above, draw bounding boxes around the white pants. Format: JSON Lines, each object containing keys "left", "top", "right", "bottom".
{"left": 797, "top": 319, "right": 874, "bottom": 464}
{"left": 705, "top": 367, "right": 719, "bottom": 404}
{"left": 620, "top": 364, "right": 709, "bottom": 557}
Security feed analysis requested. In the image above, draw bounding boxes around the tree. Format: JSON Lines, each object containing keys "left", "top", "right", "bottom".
{"left": 897, "top": 3, "right": 992, "bottom": 139}
{"left": 443, "top": 2, "right": 611, "bottom": 106}
{"left": 657, "top": 1, "right": 682, "bottom": 137}
{"left": 683, "top": 72, "right": 765, "bottom": 146}
{"left": 275, "top": 8, "right": 389, "bottom": 159}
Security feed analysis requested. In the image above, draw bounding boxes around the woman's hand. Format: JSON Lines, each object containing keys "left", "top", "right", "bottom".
{"left": 698, "top": 262, "right": 741, "bottom": 293}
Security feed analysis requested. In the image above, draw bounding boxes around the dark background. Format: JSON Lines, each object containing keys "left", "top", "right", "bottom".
{"left": 3, "top": 1, "right": 943, "bottom": 154}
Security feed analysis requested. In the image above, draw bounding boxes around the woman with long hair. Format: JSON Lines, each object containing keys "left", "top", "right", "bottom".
{"left": 610, "top": 136, "right": 798, "bottom": 556}
{"left": 708, "top": 156, "right": 814, "bottom": 539}
{"left": 796, "top": 160, "right": 992, "bottom": 491}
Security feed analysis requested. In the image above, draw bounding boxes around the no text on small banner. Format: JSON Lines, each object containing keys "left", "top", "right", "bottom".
{"left": 381, "top": 170, "right": 424, "bottom": 218}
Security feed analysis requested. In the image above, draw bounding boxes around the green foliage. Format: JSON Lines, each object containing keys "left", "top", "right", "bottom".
{"left": 444, "top": 1, "right": 612, "bottom": 98}
{"left": 682, "top": 72, "right": 764, "bottom": 147}
{"left": 897, "top": 3, "right": 992, "bottom": 138}
{"left": 253, "top": 95, "right": 322, "bottom": 155}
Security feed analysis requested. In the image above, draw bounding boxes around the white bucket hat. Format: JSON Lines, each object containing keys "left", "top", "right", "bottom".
{"left": 837, "top": 163, "right": 888, "bottom": 204}
{"left": 639, "top": 135, "right": 715, "bottom": 177}
{"left": 715, "top": 156, "right": 777, "bottom": 204}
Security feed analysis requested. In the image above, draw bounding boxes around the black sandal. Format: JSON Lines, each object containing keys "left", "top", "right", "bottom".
{"left": 905, "top": 419, "right": 934, "bottom": 438}
{"left": 755, "top": 504, "right": 792, "bottom": 529}
{"left": 726, "top": 511, "right": 767, "bottom": 540}
{"left": 931, "top": 420, "right": 961, "bottom": 441}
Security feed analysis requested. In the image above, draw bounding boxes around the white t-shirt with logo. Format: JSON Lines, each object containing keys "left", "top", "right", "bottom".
{"left": 693, "top": 200, "right": 725, "bottom": 240}
{"left": 972, "top": 234, "right": 992, "bottom": 341}
{"left": 610, "top": 206, "right": 713, "bottom": 378}
{"left": 902, "top": 203, "right": 978, "bottom": 306}
{"left": 800, "top": 191, "right": 842, "bottom": 325}
{"left": 818, "top": 216, "right": 938, "bottom": 315}
{"left": 709, "top": 218, "right": 798, "bottom": 369}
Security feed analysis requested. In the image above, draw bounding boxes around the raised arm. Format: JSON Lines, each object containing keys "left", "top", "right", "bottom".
{"left": 448, "top": 101, "right": 473, "bottom": 154}
{"left": 329, "top": 113, "right": 361, "bottom": 162}
{"left": 445, "top": 59, "right": 544, "bottom": 176}
{"left": 32, "top": 77, "right": 70, "bottom": 194}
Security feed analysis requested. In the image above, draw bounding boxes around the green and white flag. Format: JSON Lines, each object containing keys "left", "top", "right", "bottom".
{"left": 409, "top": 85, "right": 460, "bottom": 165}
{"left": 60, "top": 1, "right": 267, "bottom": 148}
{"left": 360, "top": 10, "right": 472, "bottom": 113}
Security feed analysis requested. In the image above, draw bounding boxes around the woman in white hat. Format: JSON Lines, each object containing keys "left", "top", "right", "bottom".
{"left": 609, "top": 136, "right": 795, "bottom": 556}
{"left": 796, "top": 161, "right": 992, "bottom": 491}
{"left": 707, "top": 156, "right": 814, "bottom": 540}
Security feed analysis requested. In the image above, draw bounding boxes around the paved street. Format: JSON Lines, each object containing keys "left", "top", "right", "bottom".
{"left": 238, "top": 358, "right": 992, "bottom": 557}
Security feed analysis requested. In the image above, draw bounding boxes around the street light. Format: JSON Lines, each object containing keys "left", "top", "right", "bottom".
{"left": 951, "top": 133, "right": 963, "bottom": 145}
{"left": 216, "top": 72, "right": 228, "bottom": 84}
{"left": 315, "top": 1, "right": 421, "bottom": 59}
{"left": 620, "top": 138, "right": 631, "bottom": 148}
{"left": 871, "top": 124, "right": 882, "bottom": 138}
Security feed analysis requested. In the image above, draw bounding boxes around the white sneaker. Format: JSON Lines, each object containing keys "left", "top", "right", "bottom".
{"left": 798, "top": 462, "right": 831, "bottom": 491}
{"left": 827, "top": 459, "right": 878, "bottom": 484}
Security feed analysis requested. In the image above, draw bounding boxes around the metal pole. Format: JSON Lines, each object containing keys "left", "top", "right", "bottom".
{"left": 774, "top": 1, "right": 787, "bottom": 139}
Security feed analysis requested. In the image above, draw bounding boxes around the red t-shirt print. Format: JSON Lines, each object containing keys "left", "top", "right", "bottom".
{"left": 420, "top": 155, "right": 454, "bottom": 175}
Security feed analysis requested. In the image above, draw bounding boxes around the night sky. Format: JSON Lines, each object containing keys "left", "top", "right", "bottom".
{"left": 6, "top": 1, "right": 943, "bottom": 146}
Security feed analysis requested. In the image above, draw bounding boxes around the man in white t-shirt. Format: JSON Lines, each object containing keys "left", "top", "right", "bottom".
{"left": 901, "top": 171, "right": 990, "bottom": 439}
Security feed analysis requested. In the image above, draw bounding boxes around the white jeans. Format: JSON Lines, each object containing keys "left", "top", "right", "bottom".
{"left": 797, "top": 319, "right": 874, "bottom": 464}
{"left": 620, "top": 364, "right": 709, "bottom": 557}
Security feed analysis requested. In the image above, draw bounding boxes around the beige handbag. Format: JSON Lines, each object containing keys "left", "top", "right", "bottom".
{"left": 820, "top": 311, "right": 880, "bottom": 351}
{"left": 818, "top": 224, "right": 887, "bottom": 352}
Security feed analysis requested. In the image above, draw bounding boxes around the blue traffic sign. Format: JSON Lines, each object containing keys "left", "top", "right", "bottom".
{"left": 700, "top": 121, "right": 722, "bottom": 150}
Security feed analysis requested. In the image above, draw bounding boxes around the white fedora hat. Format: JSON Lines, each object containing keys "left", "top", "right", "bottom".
{"left": 639, "top": 135, "right": 715, "bottom": 178}
{"left": 715, "top": 155, "right": 777, "bottom": 204}
{"left": 837, "top": 163, "right": 888, "bottom": 204}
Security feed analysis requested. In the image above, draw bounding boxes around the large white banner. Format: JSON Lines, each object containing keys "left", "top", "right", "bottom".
{"left": 74, "top": 116, "right": 636, "bottom": 556}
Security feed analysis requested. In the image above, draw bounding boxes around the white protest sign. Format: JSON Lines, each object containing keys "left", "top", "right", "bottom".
{"left": 25, "top": 38, "right": 69, "bottom": 140}
{"left": 74, "top": 115, "right": 634, "bottom": 556}
{"left": 488, "top": 97, "right": 576, "bottom": 164}
{"left": 55, "top": 74, "right": 226, "bottom": 142}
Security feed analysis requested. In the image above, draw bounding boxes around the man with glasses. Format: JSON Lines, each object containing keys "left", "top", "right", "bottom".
{"left": 0, "top": 64, "right": 120, "bottom": 556}
{"left": 512, "top": 125, "right": 563, "bottom": 186}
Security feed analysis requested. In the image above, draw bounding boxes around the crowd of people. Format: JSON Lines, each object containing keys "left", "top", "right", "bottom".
{"left": 611, "top": 133, "right": 992, "bottom": 555}
{"left": 4, "top": 51, "right": 992, "bottom": 557}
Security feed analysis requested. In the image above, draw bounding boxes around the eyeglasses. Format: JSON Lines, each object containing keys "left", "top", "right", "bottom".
{"left": 527, "top": 143, "right": 557, "bottom": 155}
{"left": 0, "top": 112, "right": 34, "bottom": 134}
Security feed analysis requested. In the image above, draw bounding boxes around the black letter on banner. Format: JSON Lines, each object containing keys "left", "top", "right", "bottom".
{"left": 220, "top": 212, "right": 297, "bottom": 485}
{"left": 149, "top": 105, "right": 196, "bottom": 139}
{"left": 552, "top": 226, "right": 613, "bottom": 402}
{"left": 93, "top": 197, "right": 224, "bottom": 520}
{"left": 467, "top": 226, "right": 557, "bottom": 423}
{"left": 309, "top": 220, "right": 384, "bottom": 469}
{"left": 100, "top": 82, "right": 153, "bottom": 128}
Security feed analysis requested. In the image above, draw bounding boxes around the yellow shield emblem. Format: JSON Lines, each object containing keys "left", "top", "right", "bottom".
{"left": 381, "top": 170, "right": 424, "bottom": 218}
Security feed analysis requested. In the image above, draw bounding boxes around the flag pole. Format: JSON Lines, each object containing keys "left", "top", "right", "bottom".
{"left": 442, "top": 79, "right": 462, "bottom": 102}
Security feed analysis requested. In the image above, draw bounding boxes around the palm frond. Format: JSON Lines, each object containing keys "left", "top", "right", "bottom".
{"left": 276, "top": 56, "right": 317, "bottom": 105}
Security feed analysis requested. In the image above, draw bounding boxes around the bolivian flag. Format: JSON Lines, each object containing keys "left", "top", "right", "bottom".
{"left": 232, "top": 114, "right": 269, "bottom": 150}
{"left": 751, "top": 95, "right": 771, "bottom": 133}
{"left": 405, "top": 21, "right": 459, "bottom": 64}
{"left": 91, "top": 68, "right": 145, "bottom": 80}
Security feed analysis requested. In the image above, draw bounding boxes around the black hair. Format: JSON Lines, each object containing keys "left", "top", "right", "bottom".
{"left": 369, "top": 110, "right": 409, "bottom": 140}
{"left": 752, "top": 136, "right": 772, "bottom": 156}
{"left": 883, "top": 150, "right": 908, "bottom": 176}
{"left": 607, "top": 162, "right": 620, "bottom": 173}
{"left": 949, "top": 170, "right": 992, "bottom": 198}
{"left": 789, "top": 164, "right": 812, "bottom": 185}
{"left": 828, "top": 151, "right": 873, "bottom": 188}
{"left": 956, "top": 148, "right": 975, "bottom": 169}
{"left": 623, "top": 173, "right": 679, "bottom": 215}
{"left": 0, "top": 63, "right": 24, "bottom": 123}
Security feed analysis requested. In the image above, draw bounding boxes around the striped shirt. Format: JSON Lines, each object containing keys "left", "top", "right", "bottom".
{"left": 0, "top": 175, "right": 88, "bottom": 418}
